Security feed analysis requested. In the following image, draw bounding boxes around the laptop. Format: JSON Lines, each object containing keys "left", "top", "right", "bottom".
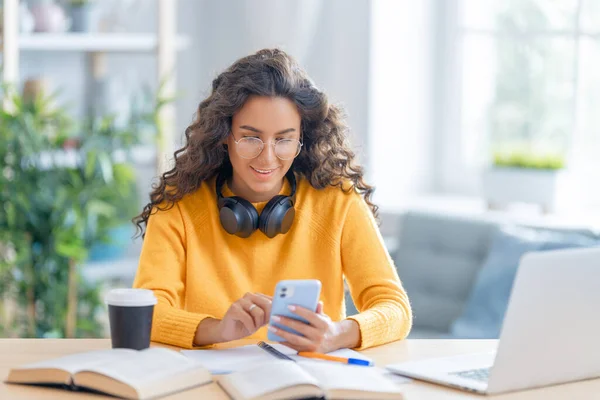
{"left": 387, "top": 246, "right": 600, "bottom": 395}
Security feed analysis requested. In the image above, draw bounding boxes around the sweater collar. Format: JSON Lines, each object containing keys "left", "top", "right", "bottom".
{"left": 222, "top": 177, "right": 292, "bottom": 213}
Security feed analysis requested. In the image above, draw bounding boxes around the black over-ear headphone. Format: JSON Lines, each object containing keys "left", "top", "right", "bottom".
{"left": 216, "top": 169, "right": 297, "bottom": 238}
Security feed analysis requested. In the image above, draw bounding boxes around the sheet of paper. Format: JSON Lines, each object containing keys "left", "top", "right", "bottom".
{"left": 377, "top": 368, "right": 413, "bottom": 385}
{"left": 181, "top": 344, "right": 296, "bottom": 374}
{"left": 181, "top": 344, "right": 375, "bottom": 374}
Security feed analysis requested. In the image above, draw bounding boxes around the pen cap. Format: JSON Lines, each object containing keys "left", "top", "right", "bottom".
{"left": 348, "top": 358, "right": 373, "bottom": 366}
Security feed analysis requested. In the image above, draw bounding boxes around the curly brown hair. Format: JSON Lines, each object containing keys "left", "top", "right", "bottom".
{"left": 133, "top": 48, "right": 377, "bottom": 237}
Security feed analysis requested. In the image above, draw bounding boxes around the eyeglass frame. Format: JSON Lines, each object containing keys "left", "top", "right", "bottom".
{"left": 230, "top": 133, "right": 304, "bottom": 160}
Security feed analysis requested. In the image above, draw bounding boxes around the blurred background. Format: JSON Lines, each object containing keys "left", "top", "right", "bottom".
{"left": 1, "top": 0, "right": 599, "bottom": 340}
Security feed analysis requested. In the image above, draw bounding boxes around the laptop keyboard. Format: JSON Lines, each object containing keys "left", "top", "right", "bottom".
{"left": 451, "top": 367, "right": 490, "bottom": 382}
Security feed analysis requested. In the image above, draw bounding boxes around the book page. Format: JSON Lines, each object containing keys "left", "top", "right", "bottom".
{"left": 81, "top": 347, "right": 204, "bottom": 388}
{"left": 15, "top": 349, "right": 137, "bottom": 375}
{"left": 299, "top": 360, "right": 404, "bottom": 394}
{"left": 219, "top": 360, "right": 321, "bottom": 400}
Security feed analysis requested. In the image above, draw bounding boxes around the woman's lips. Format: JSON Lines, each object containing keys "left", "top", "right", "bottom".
{"left": 250, "top": 166, "right": 279, "bottom": 180}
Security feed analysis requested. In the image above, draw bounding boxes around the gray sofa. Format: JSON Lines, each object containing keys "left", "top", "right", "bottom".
{"left": 345, "top": 210, "right": 599, "bottom": 339}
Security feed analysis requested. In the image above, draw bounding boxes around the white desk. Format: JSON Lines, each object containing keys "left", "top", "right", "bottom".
{"left": 2, "top": 339, "right": 599, "bottom": 399}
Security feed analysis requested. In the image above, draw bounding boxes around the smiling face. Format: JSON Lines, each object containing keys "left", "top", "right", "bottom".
{"left": 226, "top": 95, "right": 302, "bottom": 203}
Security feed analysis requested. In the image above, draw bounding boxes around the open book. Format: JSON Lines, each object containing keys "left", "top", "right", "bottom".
{"left": 219, "top": 359, "right": 404, "bottom": 400}
{"left": 6, "top": 347, "right": 211, "bottom": 399}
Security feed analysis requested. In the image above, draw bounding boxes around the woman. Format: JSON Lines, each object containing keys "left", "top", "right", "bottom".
{"left": 133, "top": 48, "right": 412, "bottom": 351}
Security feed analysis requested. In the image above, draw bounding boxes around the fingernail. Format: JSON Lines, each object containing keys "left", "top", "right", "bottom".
{"left": 271, "top": 316, "right": 281, "bottom": 322}
{"left": 288, "top": 305, "right": 296, "bottom": 312}
{"left": 268, "top": 325, "right": 277, "bottom": 332}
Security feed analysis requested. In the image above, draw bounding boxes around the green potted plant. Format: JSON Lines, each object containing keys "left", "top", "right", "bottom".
{"left": 482, "top": 148, "right": 573, "bottom": 213}
{"left": 0, "top": 85, "right": 140, "bottom": 338}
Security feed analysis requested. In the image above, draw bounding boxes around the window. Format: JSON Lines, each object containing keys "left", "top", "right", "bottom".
{"left": 443, "top": 0, "right": 600, "bottom": 193}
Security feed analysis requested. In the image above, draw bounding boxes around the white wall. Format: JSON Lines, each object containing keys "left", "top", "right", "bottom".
{"left": 181, "top": 0, "right": 371, "bottom": 155}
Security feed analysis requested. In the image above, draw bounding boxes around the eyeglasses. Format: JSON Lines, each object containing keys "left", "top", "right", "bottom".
{"left": 232, "top": 135, "right": 303, "bottom": 160}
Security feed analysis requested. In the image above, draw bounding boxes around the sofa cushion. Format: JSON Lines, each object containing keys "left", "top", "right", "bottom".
{"left": 450, "top": 226, "right": 599, "bottom": 339}
{"left": 394, "top": 212, "right": 495, "bottom": 334}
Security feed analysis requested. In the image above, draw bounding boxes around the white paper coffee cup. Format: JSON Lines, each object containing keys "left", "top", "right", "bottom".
{"left": 105, "top": 289, "right": 157, "bottom": 350}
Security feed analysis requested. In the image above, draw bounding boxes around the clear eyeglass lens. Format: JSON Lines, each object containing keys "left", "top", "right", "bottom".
{"left": 236, "top": 137, "right": 301, "bottom": 160}
{"left": 237, "top": 137, "right": 263, "bottom": 159}
{"left": 275, "top": 139, "right": 301, "bottom": 160}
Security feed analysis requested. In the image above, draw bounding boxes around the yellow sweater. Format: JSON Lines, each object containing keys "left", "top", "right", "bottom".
{"left": 133, "top": 176, "right": 412, "bottom": 349}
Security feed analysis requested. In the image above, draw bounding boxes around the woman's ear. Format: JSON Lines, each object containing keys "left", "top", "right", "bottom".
{"left": 223, "top": 131, "right": 234, "bottom": 145}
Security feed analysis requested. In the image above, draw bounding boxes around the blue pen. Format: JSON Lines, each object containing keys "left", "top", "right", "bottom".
{"left": 297, "top": 351, "right": 373, "bottom": 366}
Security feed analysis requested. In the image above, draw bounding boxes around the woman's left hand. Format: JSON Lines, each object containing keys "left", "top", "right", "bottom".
{"left": 268, "top": 302, "right": 345, "bottom": 353}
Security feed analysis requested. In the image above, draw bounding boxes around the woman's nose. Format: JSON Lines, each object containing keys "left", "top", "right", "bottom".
{"left": 257, "top": 140, "right": 277, "bottom": 163}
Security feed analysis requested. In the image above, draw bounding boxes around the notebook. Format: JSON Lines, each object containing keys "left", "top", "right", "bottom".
{"left": 6, "top": 347, "right": 211, "bottom": 400}
{"left": 218, "top": 359, "right": 405, "bottom": 400}
{"left": 181, "top": 343, "right": 374, "bottom": 374}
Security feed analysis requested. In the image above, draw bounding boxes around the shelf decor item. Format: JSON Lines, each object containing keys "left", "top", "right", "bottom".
{"left": 95, "top": 0, "right": 140, "bottom": 33}
{"left": 482, "top": 150, "right": 574, "bottom": 213}
{"left": 29, "top": 0, "right": 70, "bottom": 33}
{"left": 67, "top": 0, "right": 94, "bottom": 32}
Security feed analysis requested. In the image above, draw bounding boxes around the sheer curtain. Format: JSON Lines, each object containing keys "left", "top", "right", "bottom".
{"left": 368, "top": 0, "right": 436, "bottom": 210}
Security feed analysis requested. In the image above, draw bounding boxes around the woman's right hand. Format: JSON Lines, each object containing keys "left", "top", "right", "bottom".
{"left": 217, "top": 292, "right": 273, "bottom": 342}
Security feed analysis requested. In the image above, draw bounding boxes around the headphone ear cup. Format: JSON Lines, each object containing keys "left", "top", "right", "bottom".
{"left": 219, "top": 196, "right": 259, "bottom": 238}
{"left": 259, "top": 195, "right": 296, "bottom": 238}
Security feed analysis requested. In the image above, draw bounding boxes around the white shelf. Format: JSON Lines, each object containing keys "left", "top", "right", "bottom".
{"left": 12, "top": 33, "right": 189, "bottom": 52}
{"left": 28, "top": 144, "right": 157, "bottom": 171}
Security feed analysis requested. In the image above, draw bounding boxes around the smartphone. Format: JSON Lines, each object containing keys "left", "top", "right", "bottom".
{"left": 267, "top": 279, "right": 322, "bottom": 342}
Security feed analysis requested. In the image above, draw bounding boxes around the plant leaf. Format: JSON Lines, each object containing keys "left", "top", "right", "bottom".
{"left": 97, "top": 153, "right": 113, "bottom": 183}
{"left": 84, "top": 150, "right": 97, "bottom": 179}
{"left": 86, "top": 199, "right": 116, "bottom": 218}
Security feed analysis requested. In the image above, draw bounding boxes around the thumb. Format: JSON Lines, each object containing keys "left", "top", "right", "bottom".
{"left": 316, "top": 301, "right": 324, "bottom": 314}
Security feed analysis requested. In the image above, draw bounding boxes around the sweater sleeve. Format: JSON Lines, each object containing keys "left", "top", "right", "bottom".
{"left": 342, "top": 196, "right": 413, "bottom": 349}
{"left": 133, "top": 203, "right": 214, "bottom": 349}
